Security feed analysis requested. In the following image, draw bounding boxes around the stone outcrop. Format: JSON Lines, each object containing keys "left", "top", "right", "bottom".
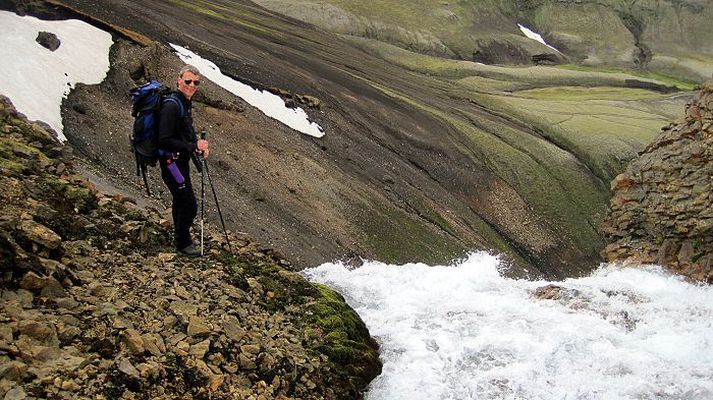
{"left": 601, "top": 82, "right": 713, "bottom": 283}
{"left": 0, "top": 95, "right": 381, "bottom": 399}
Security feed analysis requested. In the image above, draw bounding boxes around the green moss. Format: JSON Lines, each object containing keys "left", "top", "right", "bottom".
{"left": 0, "top": 137, "right": 50, "bottom": 162}
{"left": 467, "top": 90, "right": 676, "bottom": 182}
{"left": 42, "top": 175, "right": 97, "bottom": 214}
{"left": 304, "top": 283, "right": 381, "bottom": 392}
{"left": 0, "top": 158, "right": 25, "bottom": 174}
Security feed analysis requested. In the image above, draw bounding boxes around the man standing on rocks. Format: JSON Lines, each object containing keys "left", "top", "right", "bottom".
{"left": 159, "top": 65, "right": 209, "bottom": 256}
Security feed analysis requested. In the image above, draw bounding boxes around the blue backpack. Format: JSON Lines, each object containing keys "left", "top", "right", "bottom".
{"left": 130, "top": 80, "right": 185, "bottom": 195}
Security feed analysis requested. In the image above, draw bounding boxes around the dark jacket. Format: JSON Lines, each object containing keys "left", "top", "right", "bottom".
{"left": 158, "top": 91, "right": 196, "bottom": 161}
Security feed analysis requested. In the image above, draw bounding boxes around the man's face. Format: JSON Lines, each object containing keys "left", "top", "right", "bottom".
{"left": 177, "top": 71, "right": 200, "bottom": 99}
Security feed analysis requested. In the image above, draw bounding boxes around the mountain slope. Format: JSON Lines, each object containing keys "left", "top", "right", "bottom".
{"left": 252, "top": 0, "right": 713, "bottom": 81}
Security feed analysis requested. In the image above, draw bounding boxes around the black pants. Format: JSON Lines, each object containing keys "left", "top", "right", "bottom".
{"left": 160, "top": 157, "right": 197, "bottom": 249}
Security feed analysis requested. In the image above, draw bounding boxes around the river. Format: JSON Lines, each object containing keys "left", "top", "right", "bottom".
{"left": 304, "top": 252, "right": 713, "bottom": 399}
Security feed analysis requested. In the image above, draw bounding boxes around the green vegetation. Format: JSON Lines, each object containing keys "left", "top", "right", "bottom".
{"left": 167, "top": 0, "right": 280, "bottom": 36}
{"left": 256, "top": 0, "right": 713, "bottom": 82}
{"left": 514, "top": 86, "right": 666, "bottom": 101}
{"left": 344, "top": 36, "right": 686, "bottom": 91}
{"left": 305, "top": 283, "right": 381, "bottom": 391}
{"left": 556, "top": 64, "right": 698, "bottom": 91}
{"left": 357, "top": 78, "right": 609, "bottom": 258}
{"left": 42, "top": 175, "right": 96, "bottom": 214}
{"left": 356, "top": 201, "right": 465, "bottom": 265}
{"left": 467, "top": 90, "right": 674, "bottom": 181}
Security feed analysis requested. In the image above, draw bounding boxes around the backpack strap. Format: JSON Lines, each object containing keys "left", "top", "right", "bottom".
{"left": 162, "top": 93, "right": 186, "bottom": 118}
{"left": 158, "top": 93, "right": 187, "bottom": 159}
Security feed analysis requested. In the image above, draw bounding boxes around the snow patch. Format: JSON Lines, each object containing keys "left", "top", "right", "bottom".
{"left": 170, "top": 44, "right": 324, "bottom": 138}
{"left": 518, "top": 23, "right": 561, "bottom": 54}
{"left": 0, "top": 11, "right": 113, "bottom": 141}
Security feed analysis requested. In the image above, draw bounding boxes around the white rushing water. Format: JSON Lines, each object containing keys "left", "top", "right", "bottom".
{"left": 170, "top": 44, "right": 324, "bottom": 138}
{"left": 0, "top": 11, "right": 113, "bottom": 141}
{"left": 304, "top": 252, "right": 713, "bottom": 400}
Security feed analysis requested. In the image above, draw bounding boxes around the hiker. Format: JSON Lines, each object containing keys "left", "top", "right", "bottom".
{"left": 158, "top": 65, "right": 209, "bottom": 256}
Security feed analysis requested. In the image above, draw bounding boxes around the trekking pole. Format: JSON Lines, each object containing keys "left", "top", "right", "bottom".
{"left": 204, "top": 159, "right": 233, "bottom": 255}
{"left": 200, "top": 154, "right": 205, "bottom": 258}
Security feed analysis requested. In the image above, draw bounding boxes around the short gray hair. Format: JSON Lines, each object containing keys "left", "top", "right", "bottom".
{"left": 178, "top": 64, "right": 200, "bottom": 78}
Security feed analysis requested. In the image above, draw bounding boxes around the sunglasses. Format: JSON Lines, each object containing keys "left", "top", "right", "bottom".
{"left": 183, "top": 79, "right": 201, "bottom": 86}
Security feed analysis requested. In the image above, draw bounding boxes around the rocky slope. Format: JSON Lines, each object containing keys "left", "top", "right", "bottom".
{"left": 601, "top": 82, "right": 713, "bottom": 283}
{"left": 0, "top": 96, "right": 380, "bottom": 399}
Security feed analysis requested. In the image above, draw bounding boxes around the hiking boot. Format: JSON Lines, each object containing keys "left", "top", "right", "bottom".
{"left": 178, "top": 243, "right": 202, "bottom": 257}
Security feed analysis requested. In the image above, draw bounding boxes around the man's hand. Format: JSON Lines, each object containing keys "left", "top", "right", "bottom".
{"left": 197, "top": 139, "right": 209, "bottom": 159}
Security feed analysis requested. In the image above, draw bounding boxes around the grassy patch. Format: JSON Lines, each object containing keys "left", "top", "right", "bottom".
{"left": 468, "top": 90, "right": 679, "bottom": 181}
{"left": 556, "top": 64, "right": 698, "bottom": 91}
{"left": 513, "top": 86, "right": 666, "bottom": 101}
{"left": 356, "top": 202, "right": 465, "bottom": 265}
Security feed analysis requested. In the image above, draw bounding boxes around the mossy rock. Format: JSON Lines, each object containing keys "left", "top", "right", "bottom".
{"left": 304, "top": 283, "right": 381, "bottom": 394}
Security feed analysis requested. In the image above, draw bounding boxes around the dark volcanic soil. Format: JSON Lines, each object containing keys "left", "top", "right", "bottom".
{"left": 3, "top": 0, "right": 610, "bottom": 278}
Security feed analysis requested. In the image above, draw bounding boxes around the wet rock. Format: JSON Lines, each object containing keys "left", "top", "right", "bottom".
{"left": 532, "top": 284, "right": 579, "bottom": 301}
{"left": 36, "top": 31, "right": 61, "bottom": 51}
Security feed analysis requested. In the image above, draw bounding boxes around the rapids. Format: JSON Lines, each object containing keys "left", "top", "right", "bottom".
{"left": 304, "top": 252, "right": 713, "bottom": 399}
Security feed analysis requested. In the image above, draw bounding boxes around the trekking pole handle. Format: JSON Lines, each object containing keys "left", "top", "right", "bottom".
{"left": 197, "top": 130, "right": 209, "bottom": 161}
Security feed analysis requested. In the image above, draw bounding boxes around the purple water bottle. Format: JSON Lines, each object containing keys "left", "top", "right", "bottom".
{"left": 166, "top": 158, "right": 185, "bottom": 186}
